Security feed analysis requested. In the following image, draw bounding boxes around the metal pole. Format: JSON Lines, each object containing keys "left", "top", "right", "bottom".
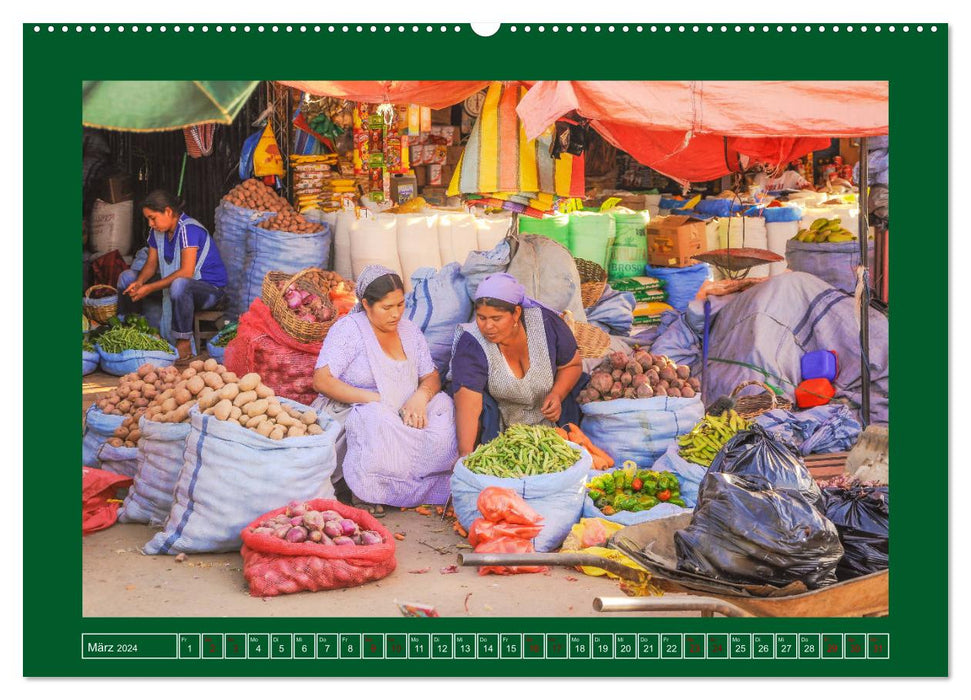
{"left": 284, "top": 86, "right": 293, "bottom": 201}
{"left": 858, "top": 137, "right": 871, "bottom": 427}
{"left": 594, "top": 596, "right": 753, "bottom": 618}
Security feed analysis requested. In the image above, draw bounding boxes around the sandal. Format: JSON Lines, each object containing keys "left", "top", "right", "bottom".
{"left": 351, "top": 496, "right": 386, "bottom": 518}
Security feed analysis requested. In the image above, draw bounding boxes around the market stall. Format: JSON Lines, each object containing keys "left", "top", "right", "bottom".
{"left": 81, "top": 78, "right": 890, "bottom": 615}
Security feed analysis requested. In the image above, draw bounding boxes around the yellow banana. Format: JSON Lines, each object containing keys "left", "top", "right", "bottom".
{"left": 810, "top": 218, "right": 828, "bottom": 231}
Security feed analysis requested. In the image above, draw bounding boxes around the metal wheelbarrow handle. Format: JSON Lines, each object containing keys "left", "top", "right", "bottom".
{"left": 595, "top": 595, "right": 753, "bottom": 617}
{"left": 457, "top": 552, "right": 648, "bottom": 584}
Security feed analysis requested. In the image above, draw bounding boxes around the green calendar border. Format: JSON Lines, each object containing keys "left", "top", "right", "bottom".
{"left": 24, "top": 21, "right": 947, "bottom": 677}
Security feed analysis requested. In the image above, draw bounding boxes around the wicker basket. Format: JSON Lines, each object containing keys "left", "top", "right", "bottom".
{"left": 730, "top": 380, "right": 793, "bottom": 419}
{"left": 575, "top": 258, "right": 607, "bottom": 308}
{"left": 82, "top": 284, "right": 118, "bottom": 324}
{"left": 261, "top": 269, "right": 339, "bottom": 344}
{"left": 561, "top": 311, "right": 610, "bottom": 359}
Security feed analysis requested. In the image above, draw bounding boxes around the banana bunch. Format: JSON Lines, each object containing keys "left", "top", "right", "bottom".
{"left": 677, "top": 410, "right": 750, "bottom": 467}
{"left": 794, "top": 217, "right": 858, "bottom": 244}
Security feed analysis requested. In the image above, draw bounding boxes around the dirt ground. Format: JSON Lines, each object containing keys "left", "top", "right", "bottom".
{"left": 82, "top": 370, "right": 683, "bottom": 618}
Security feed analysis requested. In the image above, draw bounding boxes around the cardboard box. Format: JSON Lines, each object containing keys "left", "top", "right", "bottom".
{"left": 447, "top": 145, "right": 465, "bottom": 165}
{"left": 421, "top": 186, "right": 447, "bottom": 206}
{"left": 413, "top": 166, "right": 428, "bottom": 188}
{"left": 103, "top": 174, "right": 133, "bottom": 203}
{"left": 430, "top": 125, "right": 461, "bottom": 145}
{"left": 427, "top": 164, "right": 444, "bottom": 186}
{"left": 645, "top": 215, "right": 708, "bottom": 267}
{"left": 441, "top": 164, "right": 455, "bottom": 188}
{"left": 431, "top": 107, "right": 452, "bottom": 125}
{"left": 390, "top": 174, "right": 418, "bottom": 204}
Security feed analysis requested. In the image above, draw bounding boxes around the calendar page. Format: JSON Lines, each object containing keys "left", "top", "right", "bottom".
{"left": 24, "top": 17, "right": 947, "bottom": 679}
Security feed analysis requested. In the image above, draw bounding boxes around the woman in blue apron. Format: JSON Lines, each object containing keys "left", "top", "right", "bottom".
{"left": 312, "top": 265, "right": 457, "bottom": 516}
{"left": 117, "top": 190, "right": 228, "bottom": 362}
{"left": 450, "top": 273, "right": 585, "bottom": 457}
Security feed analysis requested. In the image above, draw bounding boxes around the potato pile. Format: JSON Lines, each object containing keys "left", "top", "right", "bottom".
{"left": 578, "top": 349, "right": 702, "bottom": 403}
{"left": 142, "top": 358, "right": 231, "bottom": 425}
{"left": 196, "top": 370, "right": 324, "bottom": 440}
{"left": 222, "top": 179, "right": 324, "bottom": 234}
{"left": 97, "top": 364, "right": 186, "bottom": 447}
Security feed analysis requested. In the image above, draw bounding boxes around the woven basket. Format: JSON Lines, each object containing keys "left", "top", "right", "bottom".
{"left": 561, "top": 311, "right": 610, "bottom": 359}
{"left": 575, "top": 258, "right": 607, "bottom": 308}
{"left": 730, "top": 380, "right": 793, "bottom": 419}
{"left": 82, "top": 285, "right": 118, "bottom": 324}
{"left": 261, "top": 269, "right": 339, "bottom": 344}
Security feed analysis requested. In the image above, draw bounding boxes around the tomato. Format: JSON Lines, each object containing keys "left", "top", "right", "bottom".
{"left": 657, "top": 489, "right": 671, "bottom": 502}
{"left": 632, "top": 478, "right": 643, "bottom": 492}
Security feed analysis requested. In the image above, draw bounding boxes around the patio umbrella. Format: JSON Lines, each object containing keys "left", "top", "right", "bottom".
{"left": 82, "top": 81, "right": 260, "bottom": 132}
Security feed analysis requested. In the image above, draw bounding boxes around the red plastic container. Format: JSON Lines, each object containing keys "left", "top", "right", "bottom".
{"left": 795, "top": 378, "right": 836, "bottom": 408}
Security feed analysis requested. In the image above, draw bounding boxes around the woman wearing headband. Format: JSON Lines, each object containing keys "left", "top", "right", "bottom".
{"left": 450, "top": 273, "right": 584, "bottom": 457}
{"left": 312, "top": 265, "right": 457, "bottom": 516}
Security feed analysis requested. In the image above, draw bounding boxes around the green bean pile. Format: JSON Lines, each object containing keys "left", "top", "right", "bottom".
{"left": 97, "top": 326, "right": 172, "bottom": 353}
{"left": 464, "top": 424, "right": 581, "bottom": 478}
{"left": 212, "top": 324, "right": 238, "bottom": 347}
{"left": 82, "top": 336, "right": 95, "bottom": 352}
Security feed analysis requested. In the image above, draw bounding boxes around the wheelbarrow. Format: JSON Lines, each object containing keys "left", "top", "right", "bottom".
{"left": 458, "top": 514, "right": 888, "bottom": 618}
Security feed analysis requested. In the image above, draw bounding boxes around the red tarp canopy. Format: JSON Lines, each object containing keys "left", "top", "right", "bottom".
{"left": 278, "top": 80, "right": 889, "bottom": 183}
{"left": 517, "top": 81, "right": 889, "bottom": 183}
{"left": 276, "top": 80, "right": 490, "bottom": 110}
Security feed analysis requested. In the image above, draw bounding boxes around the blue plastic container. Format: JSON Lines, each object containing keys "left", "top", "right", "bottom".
{"left": 801, "top": 350, "right": 839, "bottom": 382}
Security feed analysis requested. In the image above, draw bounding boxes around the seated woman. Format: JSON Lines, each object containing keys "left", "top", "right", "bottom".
{"left": 117, "top": 190, "right": 228, "bottom": 363}
{"left": 450, "top": 273, "right": 585, "bottom": 457}
{"left": 312, "top": 265, "right": 457, "bottom": 515}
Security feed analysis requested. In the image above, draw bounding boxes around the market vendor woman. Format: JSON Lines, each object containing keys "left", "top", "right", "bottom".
{"left": 451, "top": 273, "right": 584, "bottom": 457}
{"left": 312, "top": 265, "right": 458, "bottom": 515}
{"left": 117, "top": 190, "right": 227, "bottom": 362}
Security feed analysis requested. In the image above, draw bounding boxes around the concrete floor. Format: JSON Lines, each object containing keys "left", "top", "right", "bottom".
{"left": 82, "top": 370, "right": 681, "bottom": 618}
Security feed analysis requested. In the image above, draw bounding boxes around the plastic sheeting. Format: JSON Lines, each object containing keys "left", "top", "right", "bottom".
{"left": 517, "top": 81, "right": 887, "bottom": 183}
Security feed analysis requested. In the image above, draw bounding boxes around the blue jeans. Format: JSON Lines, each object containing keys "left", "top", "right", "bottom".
{"left": 117, "top": 270, "right": 225, "bottom": 340}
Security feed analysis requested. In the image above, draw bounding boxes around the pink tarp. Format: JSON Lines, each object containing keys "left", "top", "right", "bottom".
{"left": 276, "top": 81, "right": 490, "bottom": 110}
{"left": 517, "top": 81, "right": 889, "bottom": 182}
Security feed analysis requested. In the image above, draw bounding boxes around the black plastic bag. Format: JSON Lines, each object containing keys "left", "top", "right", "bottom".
{"left": 675, "top": 472, "right": 843, "bottom": 589}
{"left": 823, "top": 486, "right": 889, "bottom": 580}
{"left": 708, "top": 425, "right": 824, "bottom": 509}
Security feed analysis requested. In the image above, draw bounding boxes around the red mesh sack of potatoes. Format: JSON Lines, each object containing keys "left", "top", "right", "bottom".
{"left": 225, "top": 298, "right": 322, "bottom": 405}
{"left": 240, "top": 499, "right": 397, "bottom": 597}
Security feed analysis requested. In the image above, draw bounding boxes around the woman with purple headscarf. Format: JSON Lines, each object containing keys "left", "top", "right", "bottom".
{"left": 312, "top": 265, "right": 457, "bottom": 515}
{"left": 450, "top": 273, "right": 584, "bottom": 457}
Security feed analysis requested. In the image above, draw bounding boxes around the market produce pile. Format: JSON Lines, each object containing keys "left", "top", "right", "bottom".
{"left": 677, "top": 410, "right": 751, "bottom": 467}
{"left": 222, "top": 178, "right": 326, "bottom": 233}
{"left": 195, "top": 370, "right": 324, "bottom": 440}
{"left": 82, "top": 336, "right": 95, "bottom": 353}
{"left": 98, "top": 363, "right": 191, "bottom": 446}
{"left": 211, "top": 323, "right": 238, "bottom": 348}
{"left": 579, "top": 349, "right": 700, "bottom": 403}
{"left": 794, "top": 217, "right": 857, "bottom": 243}
{"left": 587, "top": 462, "right": 685, "bottom": 514}
{"left": 271, "top": 275, "right": 339, "bottom": 324}
{"left": 91, "top": 315, "right": 170, "bottom": 353}
{"left": 464, "top": 424, "right": 582, "bottom": 477}
{"left": 248, "top": 500, "right": 385, "bottom": 547}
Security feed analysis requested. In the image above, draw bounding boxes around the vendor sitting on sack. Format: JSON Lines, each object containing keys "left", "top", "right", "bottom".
{"left": 312, "top": 264, "right": 458, "bottom": 516}
{"left": 117, "top": 190, "right": 228, "bottom": 363}
{"left": 450, "top": 273, "right": 584, "bottom": 457}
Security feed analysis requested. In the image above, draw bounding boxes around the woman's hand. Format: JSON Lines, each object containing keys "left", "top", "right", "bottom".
{"left": 124, "top": 280, "right": 143, "bottom": 297}
{"left": 540, "top": 392, "right": 563, "bottom": 422}
{"left": 128, "top": 282, "right": 153, "bottom": 302}
{"left": 399, "top": 391, "right": 429, "bottom": 429}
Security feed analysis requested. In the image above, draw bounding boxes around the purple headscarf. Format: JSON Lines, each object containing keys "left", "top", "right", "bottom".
{"left": 352, "top": 264, "right": 401, "bottom": 314}
{"left": 474, "top": 273, "right": 543, "bottom": 308}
